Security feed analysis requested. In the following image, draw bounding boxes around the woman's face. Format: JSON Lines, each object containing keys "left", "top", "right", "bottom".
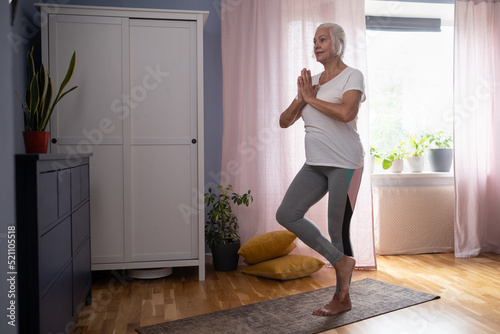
{"left": 314, "top": 28, "right": 334, "bottom": 62}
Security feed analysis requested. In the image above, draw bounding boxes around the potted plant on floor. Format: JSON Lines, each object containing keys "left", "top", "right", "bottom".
{"left": 205, "top": 184, "right": 253, "bottom": 271}
{"left": 382, "top": 142, "right": 406, "bottom": 173}
{"left": 21, "top": 48, "right": 77, "bottom": 153}
{"left": 428, "top": 130, "right": 453, "bottom": 172}
{"left": 406, "top": 132, "right": 429, "bottom": 173}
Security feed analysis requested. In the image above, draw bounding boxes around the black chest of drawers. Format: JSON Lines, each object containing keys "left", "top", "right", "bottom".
{"left": 16, "top": 154, "right": 92, "bottom": 334}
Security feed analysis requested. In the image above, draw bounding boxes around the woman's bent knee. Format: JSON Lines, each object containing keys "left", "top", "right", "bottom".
{"left": 276, "top": 205, "right": 304, "bottom": 229}
{"left": 276, "top": 204, "right": 295, "bottom": 227}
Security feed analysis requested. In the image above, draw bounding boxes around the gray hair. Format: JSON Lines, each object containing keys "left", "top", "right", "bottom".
{"left": 316, "top": 23, "right": 346, "bottom": 59}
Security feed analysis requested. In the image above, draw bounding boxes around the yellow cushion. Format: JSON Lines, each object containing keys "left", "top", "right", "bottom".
{"left": 242, "top": 255, "right": 325, "bottom": 280}
{"left": 238, "top": 230, "right": 297, "bottom": 265}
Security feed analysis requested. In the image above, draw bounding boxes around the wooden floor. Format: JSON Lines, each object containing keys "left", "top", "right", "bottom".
{"left": 71, "top": 252, "right": 500, "bottom": 334}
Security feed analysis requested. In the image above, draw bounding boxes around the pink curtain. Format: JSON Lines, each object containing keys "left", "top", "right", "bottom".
{"left": 454, "top": 0, "right": 500, "bottom": 257}
{"left": 220, "top": 0, "right": 376, "bottom": 269}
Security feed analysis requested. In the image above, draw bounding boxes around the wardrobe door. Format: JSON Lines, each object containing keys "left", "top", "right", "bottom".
{"left": 128, "top": 19, "right": 199, "bottom": 261}
{"left": 48, "top": 15, "right": 126, "bottom": 263}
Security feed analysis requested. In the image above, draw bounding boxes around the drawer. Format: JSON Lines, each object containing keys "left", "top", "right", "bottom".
{"left": 81, "top": 164, "right": 90, "bottom": 201}
{"left": 71, "top": 166, "right": 82, "bottom": 208}
{"left": 58, "top": 168, "right": 71, "bottom": 218}
{"left": 73, "top": 240, "right": 91, "bottom": 312}
{"left": 38, "top": 171, "right": 58, "bottom": 231}
{"left": 40, "top": 264, "right": 73, "bottom": 334}
{"left": 72, "top": 164, "right": 90, "bottom": 208}
{"left": 72, "top": 201, "right": 90, "bottom": 253}
{"left": 39, "top": 217, "right": 72, "bottom": 295}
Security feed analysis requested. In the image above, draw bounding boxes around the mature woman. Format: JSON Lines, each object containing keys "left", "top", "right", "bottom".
{"left": 276, "top": 23, "right": 365, "bottom": 316}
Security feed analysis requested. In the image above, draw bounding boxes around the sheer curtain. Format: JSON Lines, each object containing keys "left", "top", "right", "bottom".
{"left": 220, "top": 0, "right": 376, "bottom": 269}
{"left": 454, "top": 0, "right": 500, "bottom": 257}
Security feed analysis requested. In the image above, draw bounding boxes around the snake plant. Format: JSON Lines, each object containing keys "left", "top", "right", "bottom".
{"left": 22, "top": 48, "right": 77, "bottom": 131}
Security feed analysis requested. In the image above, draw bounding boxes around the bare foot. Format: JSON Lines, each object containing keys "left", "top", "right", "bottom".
{"left": 312, "top": 293, "right": 352, "bottom": 316}
{"left": 334, "top": 255, "right": 356, "bottom": 302}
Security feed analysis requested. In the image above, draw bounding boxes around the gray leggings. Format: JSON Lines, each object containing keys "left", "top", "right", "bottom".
{"left": 276, "top": 164, "right": 361, "bottom": 267}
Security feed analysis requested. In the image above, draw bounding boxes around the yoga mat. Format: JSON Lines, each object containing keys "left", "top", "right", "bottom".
{"left": 136, "top": 278, "right": 439, "bottom": 334}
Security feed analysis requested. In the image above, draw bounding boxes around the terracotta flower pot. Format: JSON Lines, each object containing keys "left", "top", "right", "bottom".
{"left": 23, "top": 131, "right": 50, "bottom": 154}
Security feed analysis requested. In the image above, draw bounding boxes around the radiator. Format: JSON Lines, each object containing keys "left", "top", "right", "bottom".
{"left": 372, "top": 185, "right": 455, "bottom": 255}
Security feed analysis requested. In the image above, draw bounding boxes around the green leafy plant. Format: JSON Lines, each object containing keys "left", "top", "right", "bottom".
{"left": 382, "top": 142, "right": 407, "bottom": 170}
{"left": 204, "top": 185, "right": 253, "bottom": 249}
{"left": 370, "top": 145, "right": 383, "bottom": 169}
{"left": 408, "top": 132, "right": 429, "bottom": 157}
{"left": 370, "top": 146, "right": 380, "bottom": 158}
{"left": 428, "top": 130, "right": 452, "bottom": 149}
{"left": 22, "top": 48, "right": 77, "bottom": 131}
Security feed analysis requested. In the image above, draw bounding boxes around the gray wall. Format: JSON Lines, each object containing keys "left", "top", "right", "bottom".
{"left": 1, "top": 1, "right": 222, "bottom": 333}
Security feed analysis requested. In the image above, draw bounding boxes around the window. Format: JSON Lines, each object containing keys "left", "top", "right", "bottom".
{"left": 365, "top": 1, "right": 454, "bottom": 170}
{"left": 367, "top": 26, "right": 454, "bottom": 152}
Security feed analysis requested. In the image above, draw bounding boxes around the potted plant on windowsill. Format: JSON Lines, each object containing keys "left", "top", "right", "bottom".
{"left": 204, "top": 184, "right": 253, "bottom": 271}
{"left": 428, "top": 130, "right": 453, "bottom": 172}
{"left": 370, "top": 146, "right": 381, "bottom": 173}
{"left": 21, "top": 48, "right": 77, "bottom": 153}
{"left": 382, "top": 142, "right": 406, "bottom": 173}
{"left": 406, "top": 132, "right": 429, "bottom": 173}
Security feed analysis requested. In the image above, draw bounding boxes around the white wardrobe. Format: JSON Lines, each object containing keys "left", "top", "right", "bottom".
{"left": 39, "top": 4, "right": 207, "bottom": 280}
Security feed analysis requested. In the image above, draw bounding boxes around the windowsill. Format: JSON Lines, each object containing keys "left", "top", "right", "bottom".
{"left": 371, "top": 171, "right": 454, "bottom": 187}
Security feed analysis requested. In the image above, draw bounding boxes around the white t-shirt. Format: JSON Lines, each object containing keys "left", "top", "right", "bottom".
{"left": 301, "top": 67, "right": 366, "bottom": 169}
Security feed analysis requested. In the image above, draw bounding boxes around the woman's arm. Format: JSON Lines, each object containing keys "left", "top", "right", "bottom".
{"left": 279, "top": 98, "right": 306, "bottom": 128}
{"left": 304, "top": 90, "right": 363, "bottom": 123}
{"left": 299, "top": 69, "right": 363, "bottom": 123}
{"left": 279, "top": 73, "right": 313, "bottom": 128}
